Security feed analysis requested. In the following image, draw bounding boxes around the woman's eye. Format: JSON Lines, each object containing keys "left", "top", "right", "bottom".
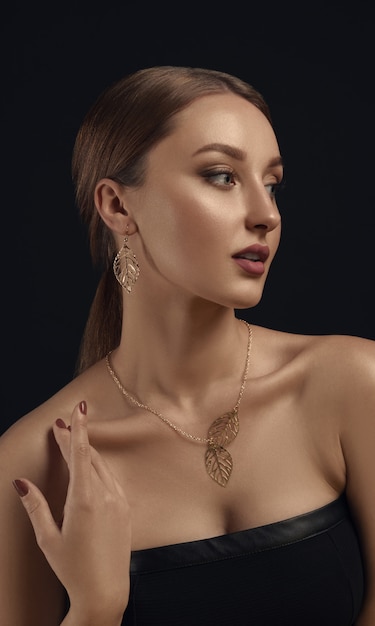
{"left": 203, "top": 170, "right": 236, "bottom": 187}
{"left": 265, "top": 181, "right": 283, "bottom": 198}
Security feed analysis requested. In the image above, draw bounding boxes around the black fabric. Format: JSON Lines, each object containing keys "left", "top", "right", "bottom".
{"left": 123, "top": 494, "right": 364, "bottom": 625}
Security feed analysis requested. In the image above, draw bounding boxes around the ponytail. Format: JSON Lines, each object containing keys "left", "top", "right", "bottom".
{"left": 75, "top": 266, "right": 122, "bottom": 375}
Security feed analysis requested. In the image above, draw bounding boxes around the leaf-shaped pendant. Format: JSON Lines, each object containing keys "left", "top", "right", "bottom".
{"left": 207, "top": 408, "right": 239, "bottom": 447}
{"left": 113, "top": 241, "right": 140, "bottom": 293}
{"left": 205, "top": 409, "right": 239, "bottom": 486}
{"left": 205, "top": 445, "right": 233, "bottom": 487}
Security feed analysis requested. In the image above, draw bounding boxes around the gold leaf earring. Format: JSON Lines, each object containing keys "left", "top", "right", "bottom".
{"left": 113, "top": 228, "right": 140, "bottom": 293}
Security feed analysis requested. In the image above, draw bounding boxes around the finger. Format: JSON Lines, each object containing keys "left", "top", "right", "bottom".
{"left": 89, "top": 444, "right": 121, "bottom": 493}
{"left": 54, "top": 416, "right": 116, "bottom": 491}
{"left": 13, "top": 478, "right": 59, "bottom": 548}
{"left": 68, "top": 401, "right": 92, "bottom": 496}
{"left": 52, "top": 418, "right": 71, "bottom": 466}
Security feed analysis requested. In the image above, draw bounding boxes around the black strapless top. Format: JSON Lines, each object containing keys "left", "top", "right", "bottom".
{"left": 122, "top": 495, "right": 364, "bottom": 625}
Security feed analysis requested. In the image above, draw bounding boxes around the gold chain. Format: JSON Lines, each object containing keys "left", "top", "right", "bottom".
{"left": 105, "top": 320, "right": 252, "bottom": 444}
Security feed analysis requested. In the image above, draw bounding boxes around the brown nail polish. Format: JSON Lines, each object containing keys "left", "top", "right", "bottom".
{"left": 56, "top": 418, "right": 66, "bottom": 429}
{"left": 79, "top": 400, "right": 87, "bottom": 414}
{"left": 12, "top": 479, "right": 29, "bottom": 497}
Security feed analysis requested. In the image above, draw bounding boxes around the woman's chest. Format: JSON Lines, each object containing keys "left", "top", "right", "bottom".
{"left": 96, "top": 394, "right": 345, "bottom": 551}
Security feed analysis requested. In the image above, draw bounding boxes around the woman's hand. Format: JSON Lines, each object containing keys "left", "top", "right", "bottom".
{"left": 13, "top": 401, "right": 131, "bottom": 626}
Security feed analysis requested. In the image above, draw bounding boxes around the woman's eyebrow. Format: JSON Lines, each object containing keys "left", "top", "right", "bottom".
{"left": 192, "top": 143, "right": 246, "bottom": 160}
{"left": 192, "top": 143, "right": 284, "bottom": 170}
{"left": 267, "top": 156, "right": 284, "bottom": 168}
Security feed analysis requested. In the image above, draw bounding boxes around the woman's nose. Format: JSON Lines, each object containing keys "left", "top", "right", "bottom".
{"left": 245, "top": 185, "right": 281, "bottom": 233}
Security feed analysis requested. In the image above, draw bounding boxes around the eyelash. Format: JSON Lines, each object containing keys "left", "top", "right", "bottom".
{"left": 202, "top": 168, "right": 286, "bottom": 197}
{"left": 202, "top": 168, "right": 237, "bottom": 188}
{"left": 265, "top": 179, "right": 286, "bottom": 198}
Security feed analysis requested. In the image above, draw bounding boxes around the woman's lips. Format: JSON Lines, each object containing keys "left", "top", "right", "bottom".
{"left": 232, "top": 244, "right": 270, "bottom": 276}
{"left": 233, "top": 257, "right": 266, "bottom": 275}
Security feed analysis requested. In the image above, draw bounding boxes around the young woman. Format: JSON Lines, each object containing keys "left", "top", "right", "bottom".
{"left": 1, "top": 66, "right": 374, "bottom": 625}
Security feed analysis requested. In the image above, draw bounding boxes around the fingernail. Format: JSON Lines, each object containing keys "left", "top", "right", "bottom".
{"left": 12, "top": 479, "right": 29, "bottom": 497}
{"left": 79, "top": 400, "right": 87, "bottom": 414}
{"left": 56, "top": 418, "right": 67, "bottom": 429}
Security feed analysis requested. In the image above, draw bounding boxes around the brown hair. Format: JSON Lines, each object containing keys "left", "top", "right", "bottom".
{"left": 72, "top": 65, "right": 272, "bottom": 374}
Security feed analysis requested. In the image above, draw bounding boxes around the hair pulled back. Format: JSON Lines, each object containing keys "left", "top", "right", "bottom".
{"left": 72, "top": 65, "right": 272, "bottom": 373}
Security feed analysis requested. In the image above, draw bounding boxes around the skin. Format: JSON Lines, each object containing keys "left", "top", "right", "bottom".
{"left": 1, "top": 92, "right": 375, "bottom": 625}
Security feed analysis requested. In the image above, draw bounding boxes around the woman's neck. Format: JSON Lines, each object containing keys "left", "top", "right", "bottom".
{"left": 110, "top": 302, "right": 250, "bottom": 410}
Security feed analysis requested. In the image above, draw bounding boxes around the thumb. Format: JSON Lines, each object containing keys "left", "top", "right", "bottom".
{"left": 13, "top": 478, "right": 59, "bottom": 547}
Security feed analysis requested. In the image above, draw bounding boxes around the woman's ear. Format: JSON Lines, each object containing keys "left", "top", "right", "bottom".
{"left": 94, "top": 178, "right": 137, "bottom": 236}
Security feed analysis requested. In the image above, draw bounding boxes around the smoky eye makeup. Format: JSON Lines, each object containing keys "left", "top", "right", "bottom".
{"left": 265, "top": 182, "right": 281, "bottom": 198}
{"left": 272, "top": 176, "right": 286, "bottom": 194}
{"left": 200, "top": 167, "right": 237, "bottom": 187}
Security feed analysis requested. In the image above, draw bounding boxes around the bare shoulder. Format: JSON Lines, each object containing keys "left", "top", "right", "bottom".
{"left": 0, "top": 359, "right": 106, "bottom": 484}
{"left": 298, "top": 331, "right": 375, "bottom": 404}
{"left": 304, "top": 331, "right": 375, "bottom": 373}
{"left": 252, "top": 325, "right": 375, "bottom": 438}
{"left": 253, "top": 323, "right": 375, "bottom": 385}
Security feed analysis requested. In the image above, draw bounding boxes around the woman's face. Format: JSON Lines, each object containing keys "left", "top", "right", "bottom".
{"left": 127, "top": 92, "right": 283, "bottom": 309}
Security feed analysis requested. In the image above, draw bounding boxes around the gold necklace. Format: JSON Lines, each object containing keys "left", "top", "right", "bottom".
{"left": 105, "top": 320, "right": 252, "bottom": 487}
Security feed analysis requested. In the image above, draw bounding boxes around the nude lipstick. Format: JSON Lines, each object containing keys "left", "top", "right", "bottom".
{"left": 232, "top": 244, "right": 270, "bottom": 276}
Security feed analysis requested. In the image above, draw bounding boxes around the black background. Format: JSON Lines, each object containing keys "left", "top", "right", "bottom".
{"left": 2, "top": 1, "right": 374, "bottom": 434}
